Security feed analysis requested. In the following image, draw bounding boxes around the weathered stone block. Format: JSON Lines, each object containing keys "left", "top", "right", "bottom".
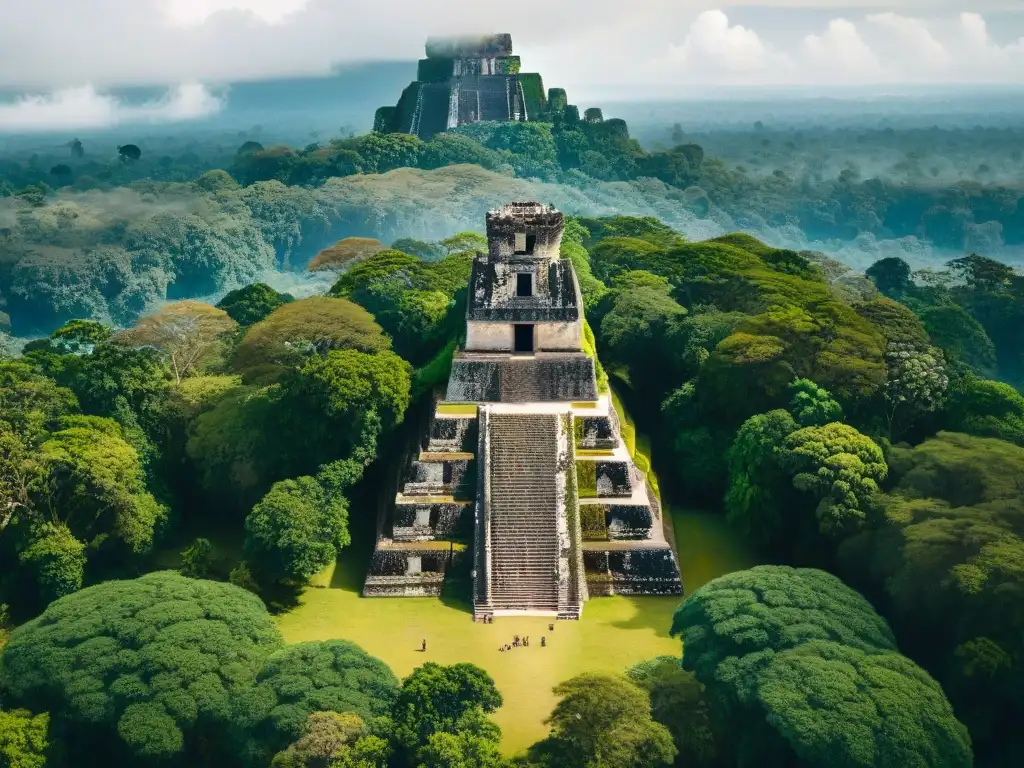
{"left": 607, "top": 505, "right": 654, "bottom": 540}
{"left": 574, "top": 415, "right": 616, "bottom": 449}
{"left": 447, "top": 355, "right": 598, "bottom": 403}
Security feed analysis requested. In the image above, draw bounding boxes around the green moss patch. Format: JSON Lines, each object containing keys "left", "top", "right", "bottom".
{"left": 576, "top": 460, "right": 598, "bottom": 497}
{"left": 581, "top": 505, "right": 609, "bottom": 541}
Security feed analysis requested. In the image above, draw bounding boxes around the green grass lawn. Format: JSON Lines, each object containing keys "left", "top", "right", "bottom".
{"left": 275, "top": 505, "right": 755, "bottom": 756}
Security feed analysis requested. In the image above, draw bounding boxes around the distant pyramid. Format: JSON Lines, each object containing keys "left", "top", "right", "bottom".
{"left": 374, "top": 34, "right": 548, "bottom": 140}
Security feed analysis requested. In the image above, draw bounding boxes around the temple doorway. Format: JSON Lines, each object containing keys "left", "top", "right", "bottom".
{"left": 514, "top": 324, "right": 535, "bottom": 353}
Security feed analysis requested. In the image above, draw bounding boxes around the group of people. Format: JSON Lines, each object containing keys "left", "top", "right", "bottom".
{"left": 499, "top": 624, "right": 554, "bottom": 652}
{"left": 422, "top": 623, "right": 558, "bottom": 655}
{"left": 501, "top": 634, "right": 538, "bottom": 651}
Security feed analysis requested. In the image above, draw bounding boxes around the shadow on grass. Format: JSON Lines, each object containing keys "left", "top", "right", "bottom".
{"left": 263, "top": 582, "right": 304, "bottom": 615}
{"left": 608, "top": 596, "right": 683, "bottom": 639}
{"left": 439, "top": 577, "right": 473, "bottom": 614}
{"left": 330, "top": 552, "right": 368, "bottom": 593}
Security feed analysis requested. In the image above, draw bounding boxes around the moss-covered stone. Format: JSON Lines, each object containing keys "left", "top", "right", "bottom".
{"left": 577, "top": 459, "right": 598, "bottom": 497}
{"left": 581, "top": 504, "right": 609, "bottom": 540}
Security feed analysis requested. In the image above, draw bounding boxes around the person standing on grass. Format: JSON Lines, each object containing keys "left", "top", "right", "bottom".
{"left": 421, "top": 639, "right": 427, "bottom": 652}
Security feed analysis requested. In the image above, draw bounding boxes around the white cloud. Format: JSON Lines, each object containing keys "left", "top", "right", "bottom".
{"left": 0, "top": 2, "right": 1023, "bottom": 97}
{"left": 802, "top": 18, "right": 882, "bottom": 80}
{"left": 959, "top": 11, "right": 992, "bottom": 49}
{"left": 953, "top": 12, "right": 1024, "bottom": 78}
{"left": 666, "top": 10, "right": 793, "bottom": 80}
{"left": 652, "top": 8, "right": 1024, "bottom": 88}
{"left": 866, "top": 12, "right": 952, "bottom": 72}
{"left": 160, "top": 0, "right": 311, "bottom": 27}
{"left": 0, "top": 0, "right": 627, "bottom": 89}
{"left": 0, "top": 84, "right": 223, "bottom": 132}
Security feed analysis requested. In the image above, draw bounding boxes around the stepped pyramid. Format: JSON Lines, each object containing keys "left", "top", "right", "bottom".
{"left": 373, "top": 34, "right": 548, "bottom": 140}
{"left": 364, "top": 203, "right": 683, "bottom": 619}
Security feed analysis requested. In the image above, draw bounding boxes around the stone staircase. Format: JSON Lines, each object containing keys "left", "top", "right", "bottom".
{"left": 486, "top": 413, "right": 560, "bottom": 611}
{"left": 408, "top": 85, "right": 425, "bottom": 137}
{"left": 417, "top": 83, "right": 454, "bottom": 138}
{"left": 498, "top": 359, "right": 543, "bottom": 402}
{"left": 477, "top": 76, "right": 515, "bottom": 121}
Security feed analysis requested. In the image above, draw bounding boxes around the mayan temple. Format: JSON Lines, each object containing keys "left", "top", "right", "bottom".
{"left": 373, "top": 34, "right": 548, "bottom": 140}
{"left": 364, "top": 203, "right": 682, "bottom": 618}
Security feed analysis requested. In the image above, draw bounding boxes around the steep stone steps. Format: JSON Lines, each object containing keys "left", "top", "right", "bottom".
{"left": 417, "top": 83, "right": 454, "bottom": 139}
{"left": 487, "top": 413, "right": 560, "bottom": 610}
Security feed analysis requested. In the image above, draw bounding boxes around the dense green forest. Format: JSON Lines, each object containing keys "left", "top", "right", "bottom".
{"left": 2, "top": 110, "right": 1024, "bottom": 768}
{"left": 1, "top": 207, "right": 1022, "bottom": 766}
{"left": 3, "top": 117, "right": 1024, "bottom": 343}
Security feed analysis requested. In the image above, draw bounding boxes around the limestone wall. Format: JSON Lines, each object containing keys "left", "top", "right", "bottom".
{"left": 466, "top": 321, "right": 579, "bottom": 352}
{"left": 537, "top": 321, "right": 581, "bottom": 351}
{"left": 467, "top": 258, "right": 580, "bottom": 324}
{"left": 404, "top": 457, "right": 474, "bottom": 497}
{"left": 426, "top": 415, "right": 477, "bottom": 453}
{"left": 577, "top": 459, "right": 634, "bottom": 498}
{"left": 574, "top": 415, "right": 616, "bottom": 450}
{"left": 467, "top": 321, "right": 513, "bottom": 352}
{"left": 473, "top": 407, "right": 492, "bottom": 610}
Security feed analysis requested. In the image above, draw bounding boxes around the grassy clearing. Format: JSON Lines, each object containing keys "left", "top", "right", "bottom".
{"left": 670, "top": 509, "right": 756, "bottom": 599}
{"left": 278, "top": 549, "right": 683, "bottom": 755}
{"left": 275, "top": 509, "right": 755, "bottom": 756}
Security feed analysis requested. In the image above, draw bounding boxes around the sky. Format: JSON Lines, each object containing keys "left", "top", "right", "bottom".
{"left": 1, "top": 1, "right": 1023, "bottom": 130}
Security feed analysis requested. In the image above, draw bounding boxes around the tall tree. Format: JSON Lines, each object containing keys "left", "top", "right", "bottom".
{"left": 35, "top": 415, "right": 167, "bottom": 556}
{"left": 0, "top": 572, "right": 283, "bottom": 763}
{"left": 627, "top": 657, "right": 718, "bottom": 767}
{"left": 230, "top": 297, "right": 390, "bottom": 381}
{"left": 788, "top": 378, "right": 843, "bottom": 427}
{"left": 216, "top": 283, "right": 294, "bottom": 327}
{"left": 671, "top": 566, "right": 972, "bottom": 768}
{"left": 247, "top": 640, "right": 398, "bottom": 760}
{"left": 535, "top": 674, "right": 676, "bottom": 768}
{"left": 308, "top": 238, "right": 386, "bottom": 273}
{"left": 116, "top": 301, "right": 237, "bottom": 384}
{"left": 392, "top": 663, "right": 502, "bottom": 757}
{"left": 244, "top": 476, "right": 350, "bottom": 583}
{"left": 724, "top": 409, "right": 800, "bottom": 549}
{"left": 866, "top": 257, "right": 912, "bottom": 297}
{"left": 0, "top": 709, "right": 49, "bottom": 768}
{"left": 783, "top": 422, "right": 887, "bottom": 536}
{"left": 271, "top": 712, "right": 389, "bottom": 768}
